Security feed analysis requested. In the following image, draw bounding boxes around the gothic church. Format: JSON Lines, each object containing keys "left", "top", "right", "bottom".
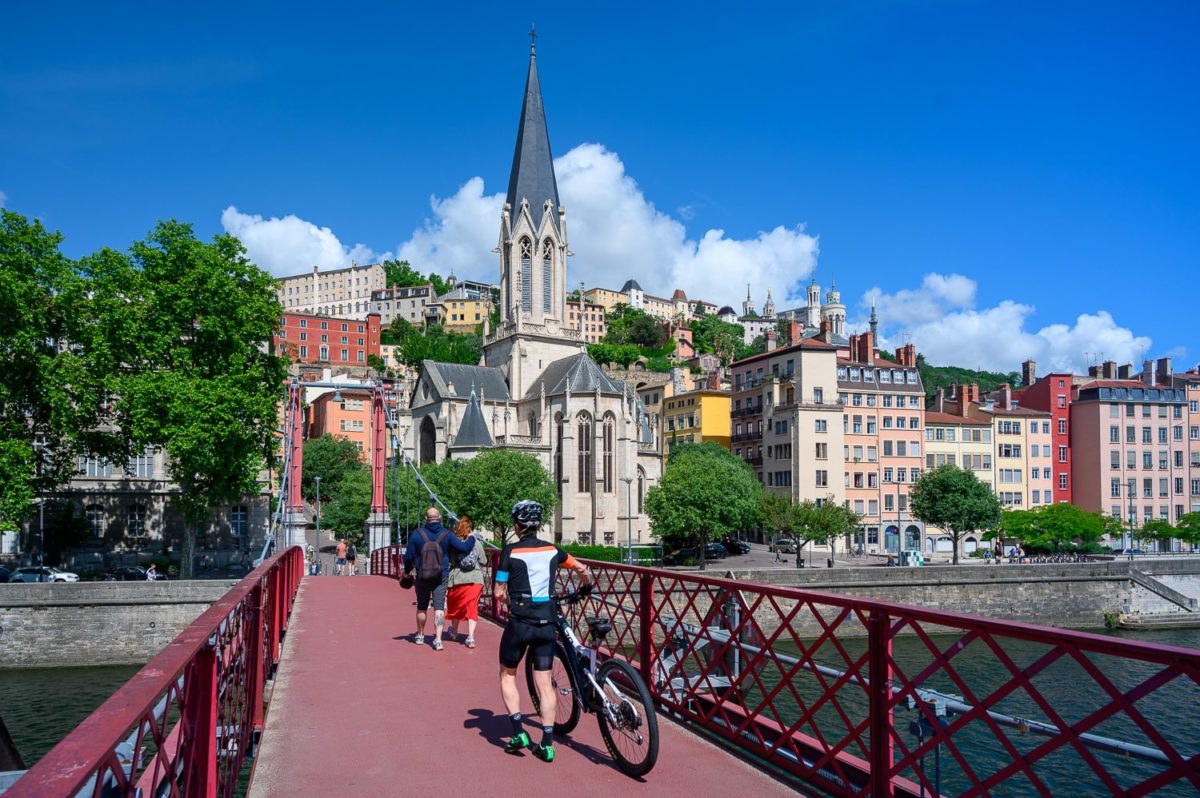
{"left": 407, "top": 40, "right": 661, "bottom": 544}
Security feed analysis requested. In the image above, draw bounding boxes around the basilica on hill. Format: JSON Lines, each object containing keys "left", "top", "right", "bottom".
{"left": 405, "top": 38, "right": 661, "bottom": 545}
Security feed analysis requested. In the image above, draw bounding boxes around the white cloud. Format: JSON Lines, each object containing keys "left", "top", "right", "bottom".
{"left": 220, "top": 206, "right": 390, "bottom": 277}
{"left": 864, "top": 274, "right": 1154, "bottom": 374}
{"left": 393, "top": 143, "right": 819, "bottom": 305}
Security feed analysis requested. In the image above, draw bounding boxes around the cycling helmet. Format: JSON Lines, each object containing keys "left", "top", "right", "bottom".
{"left": 511, "top": 500, "right": 543, "bottom": 531}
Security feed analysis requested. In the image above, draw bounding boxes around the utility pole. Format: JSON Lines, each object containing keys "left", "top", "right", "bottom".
{"left": 620, "top": 476, "right": 634, "bottom": 563}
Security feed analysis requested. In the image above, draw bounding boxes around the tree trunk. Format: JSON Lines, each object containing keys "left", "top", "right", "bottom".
{"left": 699, "top": 530, "right": 707, "bottom": 571}
{"left": 181, "top": 520, "right": 196, "bottom": 579}
{"left": 952, "top": 532, "right": 960, "bottom": 566}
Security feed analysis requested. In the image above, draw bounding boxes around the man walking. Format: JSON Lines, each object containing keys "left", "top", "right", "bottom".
{"left": 402, "top": 508, "right": 476, "bottom": 650}
{"left": 334, "top": 538, "right": 347, "bottom": 576}
{"left": 494, "top": 500, "right": 592, "bottom": 763}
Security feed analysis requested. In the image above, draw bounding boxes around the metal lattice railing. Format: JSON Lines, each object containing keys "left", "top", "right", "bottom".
{"left": 8, "top": 546, "right": 304, "bottom": 798}
{"left": 369, "top": 547, "right": 1200, "bottom": 796}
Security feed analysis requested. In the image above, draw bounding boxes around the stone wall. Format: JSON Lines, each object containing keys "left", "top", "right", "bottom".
{"left": 0, "top": 580, "right": 238, "bottom": 668}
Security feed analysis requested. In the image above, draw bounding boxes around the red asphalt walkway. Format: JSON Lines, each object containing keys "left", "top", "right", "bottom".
{"left": 248, "top": 575, "right": 801, "bottom": 797}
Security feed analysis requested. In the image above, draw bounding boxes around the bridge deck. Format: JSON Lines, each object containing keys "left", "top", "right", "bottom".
{"left": 249, "top": 575, "right": 800, "bottom": 797}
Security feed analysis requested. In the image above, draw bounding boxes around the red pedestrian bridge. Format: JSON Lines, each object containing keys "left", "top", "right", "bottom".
{"left": 8, "top": 545, "right": 1200, "bottom": 797}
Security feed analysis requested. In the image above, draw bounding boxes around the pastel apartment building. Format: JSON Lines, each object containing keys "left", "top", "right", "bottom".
{"left": 275, "top": 262, "right": 387, "bottom": 319}
{"left": 275, "top": 312, "right": 381, "bottom": 368}
{"left": 922, "top": 408, "right": 994, "bottom": 555}
{"left": 837, "top": 335, "right": 926, "bottom": 553}
{"left": 664, "top": 388, "right": 731, "bottom": 454}
{"left": 1012, "top": 359, "right": 1073, "bottom": 503}
{"left": 370, "top": 284, "right": 439, "bottom": 328}
{"left": 565, "top": 298, "right": 609, "bottom": 343}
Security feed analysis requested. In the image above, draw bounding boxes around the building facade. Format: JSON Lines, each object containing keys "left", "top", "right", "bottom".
{"left": 274, "top": 312, "right": 381, "bottom": 367}
{"left": 923, "top": 410, "right": 994, "bottom": 555}
{"left": 1013, "top": 359, "right": 1073, "bottom": 503}
{"left": 565, "top": 298, "right": 608, "bottom": 342}
{"left": 664, "top": 389, "right": 731, "bottom": 454}
{"left": 275, "top": 262, "right": 386, "bottom": 319}
{"left": 370, "top": 284, "right": 439, "bottom": 328}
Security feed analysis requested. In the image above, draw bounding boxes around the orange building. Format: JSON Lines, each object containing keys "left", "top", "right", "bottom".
{"left": 307, "top": 389, "right": 374, "bottom": 454}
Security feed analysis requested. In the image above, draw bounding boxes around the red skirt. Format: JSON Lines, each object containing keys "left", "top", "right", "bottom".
{"left": 446, "top": 583, "right": 483, "bottom": 621}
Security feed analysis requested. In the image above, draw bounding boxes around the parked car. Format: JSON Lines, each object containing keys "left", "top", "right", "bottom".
{"left": 1118, "top": 548, "right": 1146, "bottom": 556}
{"left": 703, "top": 542, "right": 728, "bottom": 560}
{"left": 102, "top": 565, "right": 150, "bottom": 581}
{"left": 662, "top": 547, "right": 700, "bottom": 566}
{"left": 9, "top": 566, "right": 79, "bottom": 583}
{"left": 722, "top": 537, "right": 751, "bottom": 555}
{"left": 769, "top": 536, "right": 798, "bottom": 554}
{"left": 0, "top": 565, "right": 12, "bottom": 583}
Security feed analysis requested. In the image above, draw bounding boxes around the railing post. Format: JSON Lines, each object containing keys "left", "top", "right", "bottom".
{"left": 183, "top": 638, "right": 219, "bottom": 797}
{"left": 867, "top": 607, "right": 894, "bottom": 798}
{"left": 638, "top": 572, "right": 656, "bottom": 688}
{"left": 250, "top": 582, "right": 266, "bottom": 734}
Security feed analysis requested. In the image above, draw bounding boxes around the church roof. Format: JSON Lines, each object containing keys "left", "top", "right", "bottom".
{"left": 422, "top": 360, "right": 511, "bottom": 402}
{"left": 621, "top": 279, "right": 643, "bottom": 292}
{"left": 523, "top": 353, "right": 625, "bottom": 400}
{"left": 671, "top": 289, "right": 688, "bottom": 301}
{"left": 717, "top": 305, "right": 736, "bottom": 316}
{"left": 451, "top": 388, "right": 494, "bottom": 449}
{"left": 506, "top": 45, "right": 560, "bottom": 235}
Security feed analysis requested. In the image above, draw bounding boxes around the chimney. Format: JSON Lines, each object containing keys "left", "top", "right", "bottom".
{"left": 935, "top": 387, "right": 946, "bottom": 413}
{"left": 820, "top": 318, "right": 832, "bottom": 342}
{"left": 1117, "top": 364, "right": 1133, "bottom": 380}
{"left": 1142, "top": 360, "right": 1154, "bottom": 387}
{"left": 765, "top": 328, "right": 777, "bottom": 352}
{"left": 1156, "top": 357, "right": 1172, "bottom": 385}
{"left": 1088, "top": 365, "right": 1101, "bottom": 378}
{"left": 896, "top": 343, "right": 916, "bottom": 367}
{"left": 787, "top": 320, "right": 802, "bottom": 346}
{"left": 961, "top": 383, "right": 980, "bottom": 416}
{"left": 1102, "top": 360, "right": 1118, "bottom": 379}
{"left": 862, "top": 331, "right": 875, "bottom": 365}
{"left": 1000, "top": 383, "right": 1012, "bottom": 409}
{"left": 1021, "top": 359, "right": 1037, "bottom": 388}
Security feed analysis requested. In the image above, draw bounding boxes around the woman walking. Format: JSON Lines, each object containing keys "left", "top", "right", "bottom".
{"left": 445, "top": 516, "right": 486, "bottom": 648}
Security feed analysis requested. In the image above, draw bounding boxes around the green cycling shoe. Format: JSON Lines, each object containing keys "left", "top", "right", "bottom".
{"left": 504, "top": 731, "right": 531, "bottom": 755}
{"left": 531, "top": 743, "right": 555, "bottom": 763}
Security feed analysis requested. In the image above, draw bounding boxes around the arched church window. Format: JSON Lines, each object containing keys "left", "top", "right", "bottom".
{"left": 541, "top": 239, "right": 553, "bottom": 314}
{"left": 419, "top": 416, "right": 437, "bottom": 466}
{"left": 529, "top": 413, "right": 538, "bottom": 437}
{"left": 554, "top": 412, "right": 564, "bottom": 497}
{"left": 637, "top": 468, "right": 646, "bottom": 515}
{"left": 520, "top": 238, "right": 532, "bottom": 313}
{"left": 602, "top": 414, "right": 615, "bottom": 492}
{"left": 577, "top": 413, "right": 593, "bottom": 492}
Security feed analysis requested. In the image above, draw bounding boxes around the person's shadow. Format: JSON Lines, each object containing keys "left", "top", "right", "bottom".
{"left": 462, "top": 708, "right": 632, "bottom": 774}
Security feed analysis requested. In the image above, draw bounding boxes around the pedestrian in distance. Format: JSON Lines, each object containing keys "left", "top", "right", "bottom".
{"left": 402, "top": 508, "right": 476, "bottom": 651}
{"left": 305, "top": 544, "right": 318, "bottom": 576}
{"left": 346, "top": 541, "right": 357, "bottom": 575}
{"left": 494, "top": 500, "right": 593, "bottom": 763}
{"left": 446, "top": 516, "right": 486, "bottom": 648}
{"left": 146, "top": 563, "right": 157, "bottom": 581}
{"left": 335, "top": 538, "right": 347, "bottom": 576}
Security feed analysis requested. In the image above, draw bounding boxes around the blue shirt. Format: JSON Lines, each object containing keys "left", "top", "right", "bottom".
{"left": 402, "top": 523, "right": 476, "bottom": 582}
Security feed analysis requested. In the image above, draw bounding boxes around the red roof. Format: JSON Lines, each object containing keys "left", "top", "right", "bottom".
{"left": 925, "top": 410, "right": 990, "bottom": 425}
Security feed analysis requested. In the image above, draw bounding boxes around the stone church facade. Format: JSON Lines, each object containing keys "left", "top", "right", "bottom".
{"left": 406, "top": 40, "right": 661, "bottom": 544}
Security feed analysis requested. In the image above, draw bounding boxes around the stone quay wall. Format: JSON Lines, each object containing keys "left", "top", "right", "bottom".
{"left": 0, "top": 580, "right": 238, "bottom": 668}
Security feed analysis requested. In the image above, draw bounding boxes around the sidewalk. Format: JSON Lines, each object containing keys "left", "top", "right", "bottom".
{"left": 249, "top": 576, "right": 800, "bottom": 797}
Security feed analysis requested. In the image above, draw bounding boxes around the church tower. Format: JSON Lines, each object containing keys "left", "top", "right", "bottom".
{"left": 763, "top": 288, "right": 776, "bottom": 319}
{"left": 821, "top": 278, "right": 846, "bottom": 338}
{"left": 742, "top": 284, "right": 755, "bottom": 316}
{"left": 806, "top": 276, "right": 821, "bottom": 329}
{"left": 497, "top": 33, "right": 567, "bottom": 329}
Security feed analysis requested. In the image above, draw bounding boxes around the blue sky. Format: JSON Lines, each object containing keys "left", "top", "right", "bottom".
{"left": 2, "top": 1, "right": 1197, "bottom": 372}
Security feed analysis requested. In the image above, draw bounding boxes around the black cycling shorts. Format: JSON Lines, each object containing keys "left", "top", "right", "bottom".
{"left": 499, "top": 618, "right": 557, "bottom": 670}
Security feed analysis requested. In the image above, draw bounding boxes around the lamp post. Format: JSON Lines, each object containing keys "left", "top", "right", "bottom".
{"left": 314, "top": 476, "right": 322, "bottom": 550}
{"left": 33, "top": 438, "right": 46, "bottom": 579}
{"left": 620, "top": 476, "right": 634, "bottom": 563}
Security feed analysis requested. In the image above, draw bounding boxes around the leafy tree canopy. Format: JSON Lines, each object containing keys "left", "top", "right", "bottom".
{"left": 605, "top": 305, "right": 669, "bottom": 348}
{"left": 318, "top": 467, "right": 372, "bottom": 548}
{"left": 910, "top": 464, "right": 1001, "bottom": 564}
{"left": 647, "top": 442, "right": 762, "bottom": 562}
{"left": 1000, "top": 502, "right": 1109, "bottom": 552}
{"left": 380, "top": 318, "right": 482, "bottom": 368}
{"left": 1174, "top": 512, "right": 1200, "bottom": 547}
{"left": 689, "top": 313, "right": 756, "bottom": 366}
{"left": 302, "top": 434, "right": 365, "bottom": 500}
{"left": 881, "top": 351, "right": 1022, "bottom": 402}
{"left": 792, "top": 499, "right": 861, "bottom": 551}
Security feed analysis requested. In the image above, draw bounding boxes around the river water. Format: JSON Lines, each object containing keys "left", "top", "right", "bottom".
{"left": 2, "top": 629, "right": 1197, "bottom": 794}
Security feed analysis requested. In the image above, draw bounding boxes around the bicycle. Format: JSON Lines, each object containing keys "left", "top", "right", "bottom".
{"left": 524, "top": 588, "right": 660, "bottom": 777}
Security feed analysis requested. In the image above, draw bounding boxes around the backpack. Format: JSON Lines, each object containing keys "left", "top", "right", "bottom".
{"left": 457, "top": 539, "right": 479, "bottom": 572}
{"left": 416, "top": 527, "right": 449, "bottom": 581}
{"left": 346, "top": 544, "right": 357, "bottom": 559}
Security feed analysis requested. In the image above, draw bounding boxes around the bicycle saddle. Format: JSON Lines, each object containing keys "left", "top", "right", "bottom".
{"left": 587, "top": 617, "right": 613, "bottom": 639}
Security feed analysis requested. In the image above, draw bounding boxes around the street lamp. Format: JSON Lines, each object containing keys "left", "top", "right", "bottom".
{"left": 620, "top": 476, "right": 634, "bottom": 563}
{"left": 314, "top": 475, "right": 322, "bottom": 549}
{"left": 33, "top": 438, "right": 46, "bottom": 579}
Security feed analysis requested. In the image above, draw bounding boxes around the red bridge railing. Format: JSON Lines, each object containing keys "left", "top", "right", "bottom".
{"left": 9, "top": 545, "right": 304, "bottom": 798}
{"left": 373, "top": 545, "right": 1200, "bottom": 796}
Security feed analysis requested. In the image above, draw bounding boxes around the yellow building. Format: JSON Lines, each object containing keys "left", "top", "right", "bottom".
{"left": 923, "top": 409, "right": 995, "bottom": 556}
{"left": 430, "top": 287, "right": 490, "bottom": 334}
{"left": 663, "top": 389, "right": 731, "bottom": 454}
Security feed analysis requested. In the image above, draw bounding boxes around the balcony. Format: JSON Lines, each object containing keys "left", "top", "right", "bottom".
{"left": 746, "top": 455, "right": 763, "bottom": 466}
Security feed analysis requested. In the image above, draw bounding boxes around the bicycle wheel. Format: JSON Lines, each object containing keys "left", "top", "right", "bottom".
{"left": 526, "top": 644, "right": 581, "bottom": 735}
{"left": 595, "top": 658, "right": 659, "bottom": 777}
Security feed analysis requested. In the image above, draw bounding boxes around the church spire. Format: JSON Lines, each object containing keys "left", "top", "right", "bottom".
{"left": 869, "top": 297, "right": 879, "bottom": 339}
{"left": 506, "top": 32, "right": 560, "bottom": 235}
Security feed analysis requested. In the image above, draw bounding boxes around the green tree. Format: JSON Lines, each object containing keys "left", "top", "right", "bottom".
{"left": 381, "top": 259, "right": 424, "bottom": 288}
{"left": 910, "top": 464, "right": 1002, "bottom": 565}
{"left": 1174, "top": 512, "right": 1200, "bottom": 549}
{"left": 381, "top": 318, "right": 481, "bottom": 369}
{"left": 1140, "top": 519, "right": 1175, "bottom": 551}
{"left": 646, "top": 442, "right": 762, "bottom": 569}
{"left": 1001, "top": 503, "right": 1109, "bottom": 552}
{"left": 319, "top": 468, "right": 372, "bottom": 548}
{"left": 791, "top": 499, "right": 862, "bottom": 563}
{"left": 85, "top": 221, "right": 286, "bottom": 578}
{"left": 0, "top": 211, "right": 112, "bottom": 530}
{"left": 302, "top": 434, "right": 366, "bottom": 500}
{"left": 444, "top": 450, "right": 558, "bottom": 544}
{"left": 689, "top": 313, "right": 749, "bottom": 368}
{"left": 761, "top": 492, "right": 794, "bottom": 539}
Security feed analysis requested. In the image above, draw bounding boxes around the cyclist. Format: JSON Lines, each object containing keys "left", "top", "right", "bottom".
{"left": 494, "top": 499, "right": 592, "bottom": 763}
